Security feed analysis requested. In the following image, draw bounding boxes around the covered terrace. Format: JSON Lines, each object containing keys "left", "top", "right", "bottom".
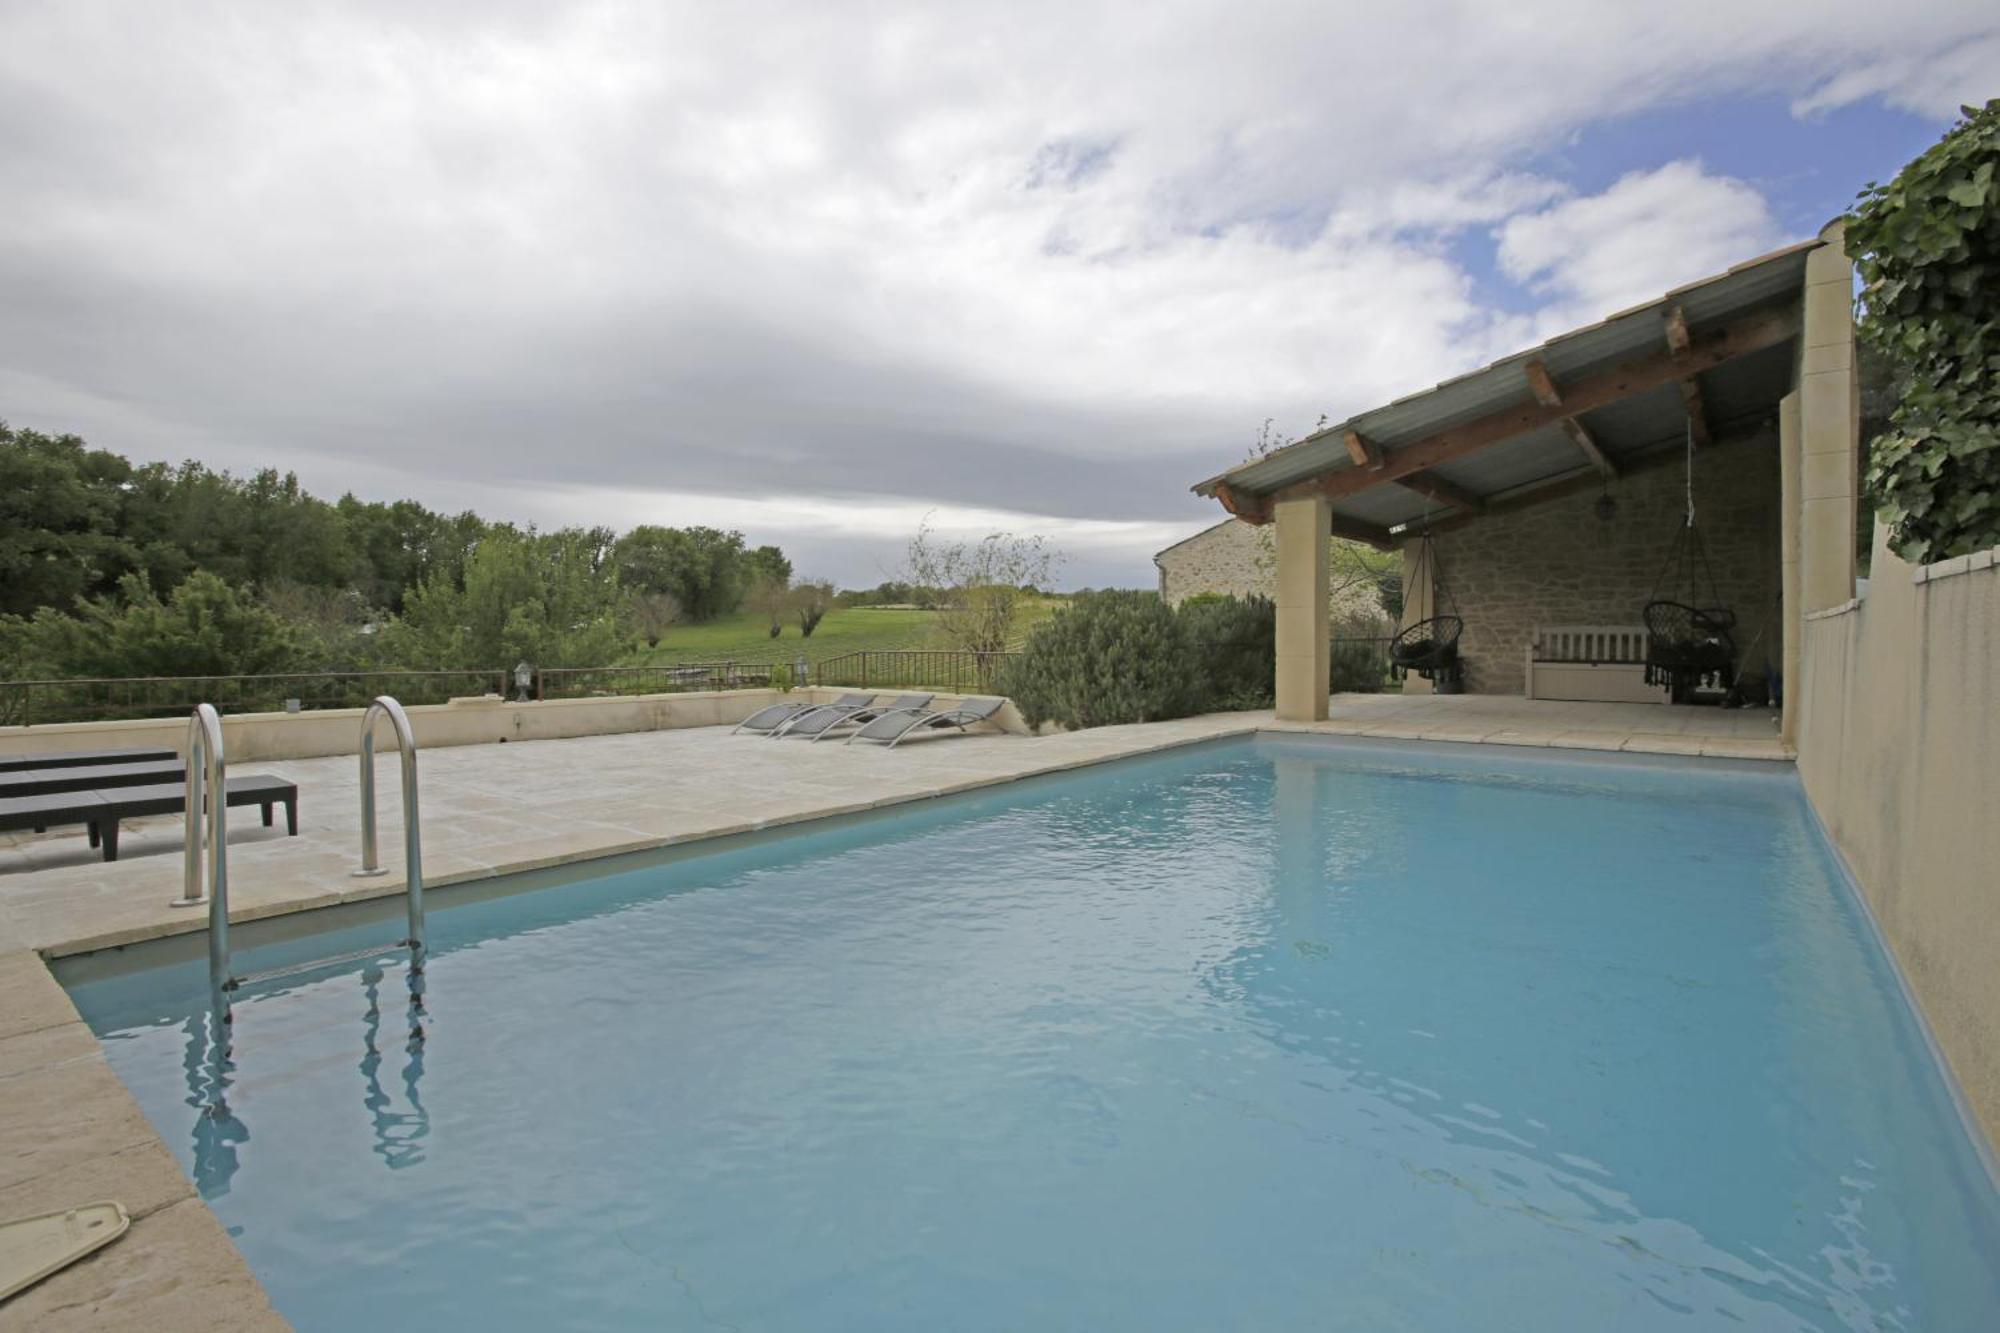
{"left": 1192, "top": 223, "right": 1863, "bottom": 745}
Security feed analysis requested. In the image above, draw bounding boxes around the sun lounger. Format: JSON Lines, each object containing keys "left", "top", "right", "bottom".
{"left": 784, "top": 694, "right": 933, "bottom": 741}
{"left": 846, "top": 696, "right": 1006, "bottom": 748}
{"left": 0, "top": 760, "right": 186, "bottom": 799}
{"left": 0, "top": 747, "right": 178, "bottom": 773}
{"left": 758, "top": 693, "right": 875, "bottom": 738}
{"left": 0, "top": 775, "right": 298, "bottom": 862}
{"left": 731, "top": 697, "right": 837, "bottom": 736}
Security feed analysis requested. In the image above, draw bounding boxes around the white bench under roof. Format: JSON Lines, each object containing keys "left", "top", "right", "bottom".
{"left": 1524, "top": 624, "right": 1669, "bottom": 705}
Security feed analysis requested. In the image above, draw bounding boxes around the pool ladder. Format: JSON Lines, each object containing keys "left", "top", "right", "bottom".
{"left": 176, "top": 697, "right": 428, "bottom": 1032}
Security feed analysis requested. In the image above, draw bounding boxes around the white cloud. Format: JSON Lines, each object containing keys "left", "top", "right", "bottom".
{"left": 1493, "top": 161, "right": 1783, "bottom": 329}
{"left": 0, "top": 1, "right": 1995, "bottom": 585}
{"left": 1793, "top": 35, "right": 2000, "bottom": 119}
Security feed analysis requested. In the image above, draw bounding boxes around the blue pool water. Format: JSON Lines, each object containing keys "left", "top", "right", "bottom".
{"left": 63, "top": 737, "right": 2000, "bottom": 1330}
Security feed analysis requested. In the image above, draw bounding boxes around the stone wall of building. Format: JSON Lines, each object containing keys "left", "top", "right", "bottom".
{"left": 1155, "top": 519, "right": 1269, "bottom": 603}
{"left": 1419, "top": 428, "right": 1782, "bottom": 695}
{"left": 1156, "top": 518, "right": 1388, "bottom": 622}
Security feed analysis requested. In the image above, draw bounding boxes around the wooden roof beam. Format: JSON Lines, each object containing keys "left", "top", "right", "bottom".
{"left": 1560, "top": 419, "right": 1618, "bottom": 478}
{"left": 1525, "top": 358, "right": 1618, "bottom": 478}
{"left": 1343, "top": 429, "right": 1385, "bottom": 470}
{"left": 1217, "top": 478, "right": 1392, "bottom": 548}
{"left": 1268, "top": 305, "right": 1797, "bottom": 505}
{"left": 1664, "top": 306, "right": 1710, "bottom": 447}
{"left": 1677, "top": 377, "right": 1713, "bottom": 449}
{"left": 1214, "top": 481, "right": 1270, "bottom": 525}
{"left": 1523, "top": 359, "right": 1563, "bottom": 408}
{"left": 1397, "top": 470, "right": 1485, "bottom": 514}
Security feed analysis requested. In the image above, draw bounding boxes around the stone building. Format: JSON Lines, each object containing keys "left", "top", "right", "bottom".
{"left": 1154, "top": 519, "right": 1266, "bottom": 604}
{"left": 1154, "top": 518, "right": 1391, "bottom": 622}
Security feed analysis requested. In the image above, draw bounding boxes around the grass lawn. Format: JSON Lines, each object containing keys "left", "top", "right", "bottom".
{"left": 625, "top": 601, "right": 1061, "bottom": 665}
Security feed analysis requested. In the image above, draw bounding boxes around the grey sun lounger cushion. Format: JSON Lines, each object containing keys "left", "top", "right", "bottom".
{"left": 0, "top": 747, "right": 177, "bottom": 773}
{"left": 732, "top": 698, "right": 826, "bottom": 736}
{"left": 847, "top": 696, "right": 1006, "bottom": 748}
{"left": 768, "top": 693, "right": 878, "bottom": 737}
{"left": 785, "top": 694, "right": 933, "bottom": 741}
{"left": 0, "top": 760, "right": 185, "bottom": 799}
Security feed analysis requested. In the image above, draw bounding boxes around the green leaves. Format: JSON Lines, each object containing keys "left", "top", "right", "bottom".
{"left": 1001, "top": 592, "right": 1276, "bottom": 729}
{"left": 1847, "top": 99, "right": 2000, "bottom": 562}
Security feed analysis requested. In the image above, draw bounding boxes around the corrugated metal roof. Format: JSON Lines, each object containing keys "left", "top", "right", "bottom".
{"left": 1193, "top": 239, "right": 1817, "bottom": 520}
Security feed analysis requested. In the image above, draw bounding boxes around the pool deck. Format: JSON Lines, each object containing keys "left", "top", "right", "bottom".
{"left": 0, "top": 695, "right": 1785, "bottom": 1330}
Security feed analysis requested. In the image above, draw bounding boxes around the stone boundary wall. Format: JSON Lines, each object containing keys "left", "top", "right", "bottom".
{"left": 1420, "top": 429, "right": 1782, "bottom": 695}
{"left": 1799, "top": 523, "right": 2000, "bottom": 1152}
{"left": 0, "top": 687, "right": 1033, "bottom": 763}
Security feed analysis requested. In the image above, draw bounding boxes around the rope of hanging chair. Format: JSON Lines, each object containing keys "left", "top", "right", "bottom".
{"left": 1411, "top": 509, "right": 1458, "bottom": 618}
{"left": 1648, "top": 421, "right": 1727, "bottom": 610}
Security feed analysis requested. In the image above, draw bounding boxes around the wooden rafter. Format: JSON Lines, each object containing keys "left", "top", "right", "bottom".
{"left": 1664, "top": 306, "right": 1692, "bottom": 354}
{"left": 1523, "top": 359, "right": 1563, "bottom": 408}
{"left": 1664, "top": 306, "right": 1711, "bottom": 447}
{"left": 1524, "top": 358, "right": 1617, "bottom": 478}
{"left": 1559, "top": 419, "right": 1617, "bottom": 478}
{"left": 1261, "top": 306, "right": 1796, "bottom": 506}
{"left": 1397, "top": 469, "right": 1484, "bottom": 514}
{"left": 1677, "top": 379, "right": 1713, "bottom": 448}
{"left": 1212, "top": 479, "right": 1393, "bottom": 549}
{"left": 1343, "top": 429, "right": 1384, "bottom": 470}
{"left": 1213, "top": 481, "right": 1270, "bottom": 525}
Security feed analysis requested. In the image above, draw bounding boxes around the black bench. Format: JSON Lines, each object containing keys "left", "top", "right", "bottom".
{"left": 0, "top": 761, "right": 188, "bottom": 799}
{"left": 0, "top": 776, "right": 299, "bottom": 862}
{"left": 0, "top": 747, "right": 179, "bottom": 773}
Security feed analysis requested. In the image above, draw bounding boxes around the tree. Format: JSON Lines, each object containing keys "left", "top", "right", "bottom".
{"left": 789, "top": 579, "right": 834, "bottom": 637}
{"left": 1847, "top": 98, "right": 2000, "bottom": 562}
{"left": 746, "top": 574, "right": 789, "bottom": 638}
{"left": 630, "top": 590, "right": 683, "bottom": 648}
{"left": 384, "top": 527, "right": 631, "bottom": 668}
{"left": 1, "top": 571, "right": 301, "bottom": 679}
{"left": 745, "top": 544, "right": 792, "bottom": 588}
{"left": 0, "top": 423, "right": 140, "bottom": 615}
{"left": 903, "top": 522, "right": 1060, "bottom": 656}
{"left": 612, "top": 525, "right": 753, "bottom": 621}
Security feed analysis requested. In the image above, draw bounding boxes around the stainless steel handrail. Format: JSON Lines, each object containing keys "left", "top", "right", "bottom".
{"left": 173, "top": 703, "right": 232, "bottom": 1004}
{"left": 354, "top": 696, "right": 426, "bottom": 974}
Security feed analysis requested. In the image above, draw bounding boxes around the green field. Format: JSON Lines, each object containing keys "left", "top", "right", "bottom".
{"left": 624, "top": 601, "right": 1059, "bottom": 666}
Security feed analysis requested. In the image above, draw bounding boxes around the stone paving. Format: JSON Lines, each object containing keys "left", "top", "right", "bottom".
{"left": 0, "top": 696, "right": 1788, "bottom": 1330}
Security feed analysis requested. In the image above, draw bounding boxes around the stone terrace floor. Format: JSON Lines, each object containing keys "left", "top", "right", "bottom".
{"left": 0, "top": 694, "right": 1785, "bottom": 1330}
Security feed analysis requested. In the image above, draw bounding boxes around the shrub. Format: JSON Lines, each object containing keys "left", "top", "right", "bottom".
{"left": 1177, "top": 594, "right": 1274, "bottom": 710}
{"left": 1000, "top": 590, "right": 1201, "bottom": 729}
{"left": 1, "top": 571, "right": 301, "bottom": 679}
{"left": 1846, "top": 99, "right": 2000, "bottom": 562}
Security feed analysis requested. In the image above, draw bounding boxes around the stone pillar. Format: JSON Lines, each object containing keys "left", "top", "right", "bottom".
{"left": 1798, "top": 220, "right": 1860, "bottom": 613}
{"left": 1778, "top": 392, "right": 1803, "bottom": 745}
{"left": 1398, "top": 538, "right": 1434, "bottom": 695}
{"left": 1273, "top": 497, "right": 1330, "bottom": 721}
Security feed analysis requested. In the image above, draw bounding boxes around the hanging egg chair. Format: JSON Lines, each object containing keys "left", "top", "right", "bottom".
{"left": 1389, "top": 530, "right": 1463, "bottom": 688}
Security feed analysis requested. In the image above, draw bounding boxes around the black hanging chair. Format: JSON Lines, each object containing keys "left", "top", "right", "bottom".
{"left": 1390, "top": 531, "right": 1464, "bottom": 688}
{"left": 1643, "top": 428, "right": 1737, "bottom": 702}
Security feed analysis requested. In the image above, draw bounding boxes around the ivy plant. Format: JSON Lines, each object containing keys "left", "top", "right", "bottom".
{"left": 1846, "top": 99, "right": 2000, "bottom": 563}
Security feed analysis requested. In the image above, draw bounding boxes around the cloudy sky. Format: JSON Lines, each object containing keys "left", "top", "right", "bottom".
{"left": 2, "top": 3, "right": 1995, "bottom": 587}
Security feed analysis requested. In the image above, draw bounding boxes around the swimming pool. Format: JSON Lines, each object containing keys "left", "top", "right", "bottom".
{"left": 61, "top": 735, "right": 2000, "bottom": 1330}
